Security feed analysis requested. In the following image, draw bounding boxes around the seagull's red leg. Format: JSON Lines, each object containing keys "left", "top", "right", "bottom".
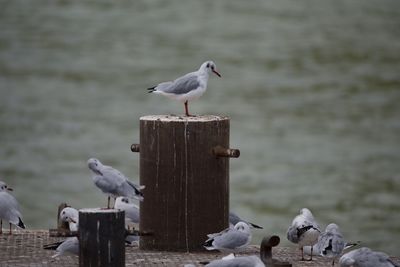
{"left": 184, "top": 101, "right": 190, "bottom": 116}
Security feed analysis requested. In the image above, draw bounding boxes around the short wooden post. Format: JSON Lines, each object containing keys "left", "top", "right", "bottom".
{"left": 79, "top": 208, "right": 125, "bottom": 267}
{"left": 136, "top": 115, "right": 238, "bottom": 251}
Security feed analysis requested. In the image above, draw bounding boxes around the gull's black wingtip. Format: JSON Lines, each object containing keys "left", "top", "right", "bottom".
{"left": 147, "top": 86, "right": 156, "bottom": 93}
{"left": 18, "top": 217, "right": 26, "bottom": 229}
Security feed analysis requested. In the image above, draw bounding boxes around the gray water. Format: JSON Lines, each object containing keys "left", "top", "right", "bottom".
{"left": 1, "top": 0, "right": 400, "bottom": 256}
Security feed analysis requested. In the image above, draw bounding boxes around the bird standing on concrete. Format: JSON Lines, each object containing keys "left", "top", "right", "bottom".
{"left": 148, "top": 61, "right": 221, "bottom": 116}
{"left": 204, "top": 222, "right": 251, "bottom": 252}
{"left": 339, "top": 247, "right": 399, "bottom": 267}
{"left": 287, "top": 208, "right": 321, "bottom": 261}
{"left": 0, "top": 181, "right": 25, "bottom": 234}
{"left": 317, "top": 223, "right": 345, "bottom": 266}
{"left": 87, "top": 158, "right": 144, "bottom": 208}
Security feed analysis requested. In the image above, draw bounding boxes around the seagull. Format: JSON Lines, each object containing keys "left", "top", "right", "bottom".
{"left": 60, "top": 207, "right": 79, "bottom": 232}
{"left": 147, "top": 60, "right": 221, "bottom": 116}
{"left": 229, "top": 211, "right": 263, "bottom": 229}
{"left": 114, "top": 196, "right": 140, "bottom": 228}
{"left": 204, "top": 253, "right": 265, "bottom": 267}
{"left": 316, "top": 223, "right": 345, "bottom": 266}
{"left": 287, "top": 208, "right": 321, "bottom": 261}
{"left": 44, "top": 237, "right": 79, "bottom": 258}
{"left": 0, "top": 181, "right": 26, "bottom": 234}
{"left": 87, "top": 158, "right": 145, "bottom": 208}
{"left": 304, "top": 241, "right": 360, "bottom": 256}
{"left": 339, "top": 247, "right": 399, "bottom": 267}
{"left": 203, "top": 222, "right": 251, "bottom": 252}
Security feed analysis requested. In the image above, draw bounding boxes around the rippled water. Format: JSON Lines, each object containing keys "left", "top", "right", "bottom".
{"left": 1, "top": 0, "right": 400, "bottom": 255}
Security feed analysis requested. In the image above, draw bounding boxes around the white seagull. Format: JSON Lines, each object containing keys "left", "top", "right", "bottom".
{"left": 339, "top": 247, "right": 399, "bottom": 267}
{"left": 316, "top": 223, "right": 345, "bottom": 266}
{"left": 287, "top": 208, "right": 321, "bottom": 261}
{"left": 229, "top": 211, "right": 263, "bottom": 229}
{"left": 60, "top": 207, "right": 79, "bottom": 232}
{"left": 204, "top": 253, "right": 265, "bottom": 267}
{"left": 0, "top": 181, "right": 25, "bottom": 234}
{"left": 87, "top": 158, "right": 144, "bottom": 208}
{"left": 44, "top": 237, "right": 79, "bottom": 258}
{"left": 204, "top": 222, "right": 252, "bottom": 252}
{"left": 147, "top": 60, "right": 221, "bottom": 116}
{"left": 114, "top": 196, "right": 140, "bottom": 228}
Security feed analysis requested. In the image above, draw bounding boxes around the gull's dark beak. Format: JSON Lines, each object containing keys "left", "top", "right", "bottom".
{"left": 69, "top": 218, "right": 77, "bottom": 224}
{"left": 213, "top": 69, "right": 221, "bottom": 77}
{"left": 7, "top": 187, "right": 13, "bottom": 191}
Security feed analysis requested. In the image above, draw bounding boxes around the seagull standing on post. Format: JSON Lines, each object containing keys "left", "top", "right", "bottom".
{"left": 87, "top": 158, "right": 144, "bottom": 208}
{"left": 147, "top": 60, "right": 221, "bottom": 116}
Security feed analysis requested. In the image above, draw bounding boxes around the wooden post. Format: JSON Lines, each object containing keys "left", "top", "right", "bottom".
{"left": 137, "top": 115, "right": 238, "bottom": 251}
{"left": 79, "top": 208, "right": 125, "bottom": 267}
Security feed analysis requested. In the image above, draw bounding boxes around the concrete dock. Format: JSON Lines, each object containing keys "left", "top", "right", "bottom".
{"left": 1, "top": 230, "right": 399, "bottom": 266}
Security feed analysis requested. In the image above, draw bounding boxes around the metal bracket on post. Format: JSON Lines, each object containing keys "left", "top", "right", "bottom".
{"left": 131, "top": 144, "right": 140, "bottom": 153}
{"left": 261, "top": 235, "right": 292, "bottom": 267}
{"left": 212, "top": 145, "right": 240, "bottom": 158}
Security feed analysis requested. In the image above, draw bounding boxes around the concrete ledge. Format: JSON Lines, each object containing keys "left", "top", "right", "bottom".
{"left": 0, "top": 230, "right": 398, "bottom": 266}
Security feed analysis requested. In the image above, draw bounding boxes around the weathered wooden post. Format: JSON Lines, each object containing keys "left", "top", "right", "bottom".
{"left": 79, "top": 208, "right": 125, "bottom": 267}
{"left": 132, "top": 115, "right": 239, "bottom": 251}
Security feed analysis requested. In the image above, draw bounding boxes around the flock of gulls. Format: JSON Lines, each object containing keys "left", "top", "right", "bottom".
{"left": 0, "top": 61, "right": 398, "bottom": 266}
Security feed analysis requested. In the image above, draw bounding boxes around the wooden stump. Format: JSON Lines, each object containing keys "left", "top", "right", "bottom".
{"left": 138, "top": 115, "right": 237, "bottom": 251}
{"left": 79, "top": 208, "right": 125, "bottom": 267}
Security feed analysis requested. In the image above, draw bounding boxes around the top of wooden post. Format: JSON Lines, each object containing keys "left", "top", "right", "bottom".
{"left": 140, "top": 115, "right": 229, "bottom": 122}
{"left": 79, "top": 208, "right": 122, "bottom": 214}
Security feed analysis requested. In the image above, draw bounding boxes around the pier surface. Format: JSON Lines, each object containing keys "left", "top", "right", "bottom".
{"left": 1, "top": 230, "right": 399, "bottom": 266}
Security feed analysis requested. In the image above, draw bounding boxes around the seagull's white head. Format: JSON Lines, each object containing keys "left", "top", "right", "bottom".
{"left": 0, "top": 181, "right": 13, "bottom": 192}
{"left": 300, "top": 208, "right": 313, "bottom": 218}
{"left": 234, "top": 221, "right": 251, "bottom": 233}
{"left": 115, "top": 196, "right": 130, "bottom": 208}
{"left": 325, "top": 223, "right": 339, "bottom": 233}
{"left": 200, "top": 61, "right": 221, "bottom": 77}
{"left": 60, "top": 207, "right": 79, "bottom": 224}
{"left": 87, "top": 158, "right": 103, "bottom": 175}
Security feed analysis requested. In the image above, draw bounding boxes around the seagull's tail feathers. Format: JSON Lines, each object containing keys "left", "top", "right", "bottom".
{"left": 18, "top": 217, "right": 25, "bottom": 229}
{"left": 249, "top": 222, "right": 263, "bottom": 229}
{"left": 147, "top": 86, "right": 157, "bottom": 93}
{"left": 127, "top": 181, "right": 145, "bottom": 201}
{"left": 43, "top": 241, "right": 63, "bottom": 250}
{"left": 203, "top": 238, "right": 215, "bottom": 250}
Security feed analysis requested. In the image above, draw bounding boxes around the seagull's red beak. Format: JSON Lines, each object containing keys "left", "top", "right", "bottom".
{"left": 212, "top": 69, "right": 221, "bottom": 77}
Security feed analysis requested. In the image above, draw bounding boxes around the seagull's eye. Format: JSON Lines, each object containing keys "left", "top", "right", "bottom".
{"left": 206, "top": 63, "right": 210, "bottom": 68}
{"left": 211, "top": 65, "right": 214, "bottom": 70}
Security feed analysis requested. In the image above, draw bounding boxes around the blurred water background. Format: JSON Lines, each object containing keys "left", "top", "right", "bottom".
{"left": 1, "top": 0, "right": 400, "bottom": 256}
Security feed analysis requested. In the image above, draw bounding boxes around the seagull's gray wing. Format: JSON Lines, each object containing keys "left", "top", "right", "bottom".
{"left": 212, "top": 229, "right": 249, "bottom": 250}
{"left": 51, "top": 237, "right": 79, "bottom": 258}
{"left": 93, "top": 174, "right": 119, "bottom": 195}
{"left": 318, "top": 232, "right": 344, "bottom": 257}
{"left": 205, "top": 256, "right": 264, "bottom": 267}
{"left": 0, "top": 192, "right": 23, "bottom": 226}
{"left": 162, "top": 72, "right": 200, "bottom": 95}
{"left": 287, "top": 225, "right": 300, "bottom": 243}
